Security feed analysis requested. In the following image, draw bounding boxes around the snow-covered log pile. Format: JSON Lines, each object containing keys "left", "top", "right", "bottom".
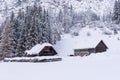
{"left": 3, "top": 57, "right": 62, "bottom": 63}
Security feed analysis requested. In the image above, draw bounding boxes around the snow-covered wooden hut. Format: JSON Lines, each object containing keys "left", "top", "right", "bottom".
{"left": 74, "top": 40, "right": 108, "bottom": 56}
{"left": 26, "top": 43, "right": 57, "bottom": 57}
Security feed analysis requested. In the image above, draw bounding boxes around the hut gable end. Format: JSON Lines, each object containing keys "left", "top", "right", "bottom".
{"left": 39, "top": 46, "right": 57, "bottom": 56}
{"left": 95, "top": 40, "right": 108, "bottom": 53}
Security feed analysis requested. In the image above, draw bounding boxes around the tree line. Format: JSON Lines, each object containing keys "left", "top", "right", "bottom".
{"left": 0, "top": 4, "right": 61, "bottom": 59}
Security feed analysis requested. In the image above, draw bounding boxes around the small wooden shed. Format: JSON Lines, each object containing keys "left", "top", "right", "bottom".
{"left": 26, "top": 43, "right": 57, "bottom": 57}
{"left": 74, "top": 40, "right": 108, "bottom": 56}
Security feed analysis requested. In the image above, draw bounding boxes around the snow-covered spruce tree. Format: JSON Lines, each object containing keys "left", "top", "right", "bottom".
{"left": 0, "top": 22, "right": 5, "bottom": 42}
{"left": 112, "top": 0, "right": 120, "bottom": 24}
{"left": 26, "top": 4, "right": 39, "bottom": 49}
{"left": 69, "top": 5, "right": 75, "bottom": 28}
{"left": 28, "top": 15, "right": 38, "bottom": 49}
{"left": 57, "top": 9, "right": 63, "bottom": 23}
{"left": 112, "top": 0, "right": 119, "bottom": 23}
{"left": 17, "top": 9, "right": 25, "bottom": 39}
{"left": 45, "top": 10, "right": 52, "bottom": 44}
{"left": 0, "top": 18, "right": 14, "bottom": 59}
{"left": 24, "top": 6, "right": 33, "bottom": 49}
{"left": 16, "top": 8, "right": 30, "bottom": 57}
{"left": 41, "top": 9, "right": 49, "bottom": 43}
{"left": 10, "top": 11, "right": 20, "bottom": 56}
{"left": 17, "top": 20, "right": 27, "bottom": 57}
{"left": 10, "top": 11, "right": 16, "bottom": 55}
{"left": 62, "top": 4, "right": 70, "bottom": 33}
{"left": 37, "top": 5, "right": 43, "bottom": 44}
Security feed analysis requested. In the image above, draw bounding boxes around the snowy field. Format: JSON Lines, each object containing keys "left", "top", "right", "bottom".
{"left": 0, "top": 54, "right": 120, "bottom": 80}
{"left": 0, "top": 27, "right": 120, "bottom": 80}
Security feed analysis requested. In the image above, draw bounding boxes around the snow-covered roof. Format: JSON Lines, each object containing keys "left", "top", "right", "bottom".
{"left": 73, "top": 39, "right": 101, "bottom": 49}
{"left": 26, "top": 43, "right": 53, "bottom": 55}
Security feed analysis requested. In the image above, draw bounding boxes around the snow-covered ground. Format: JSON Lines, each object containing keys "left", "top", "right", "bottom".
{"left": 0, "top": 27, "right": 120, "bottom": 80}
{"left": 0, "top": 54, "right": 120, "bottom": 80}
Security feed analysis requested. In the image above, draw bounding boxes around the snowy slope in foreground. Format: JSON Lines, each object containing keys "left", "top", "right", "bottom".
{"left": 0, "top": 55, "right": 120, "bottom": 80}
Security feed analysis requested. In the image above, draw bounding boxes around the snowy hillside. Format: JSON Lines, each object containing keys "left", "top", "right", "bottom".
{"left": 1, "top": 27, "right": 120, "bottom": 80}
{"left": 55, "top": 27, "right": 120, "bottom": 56}
{"left": 0, "top": 0, "right": 116, "bottom": 24}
